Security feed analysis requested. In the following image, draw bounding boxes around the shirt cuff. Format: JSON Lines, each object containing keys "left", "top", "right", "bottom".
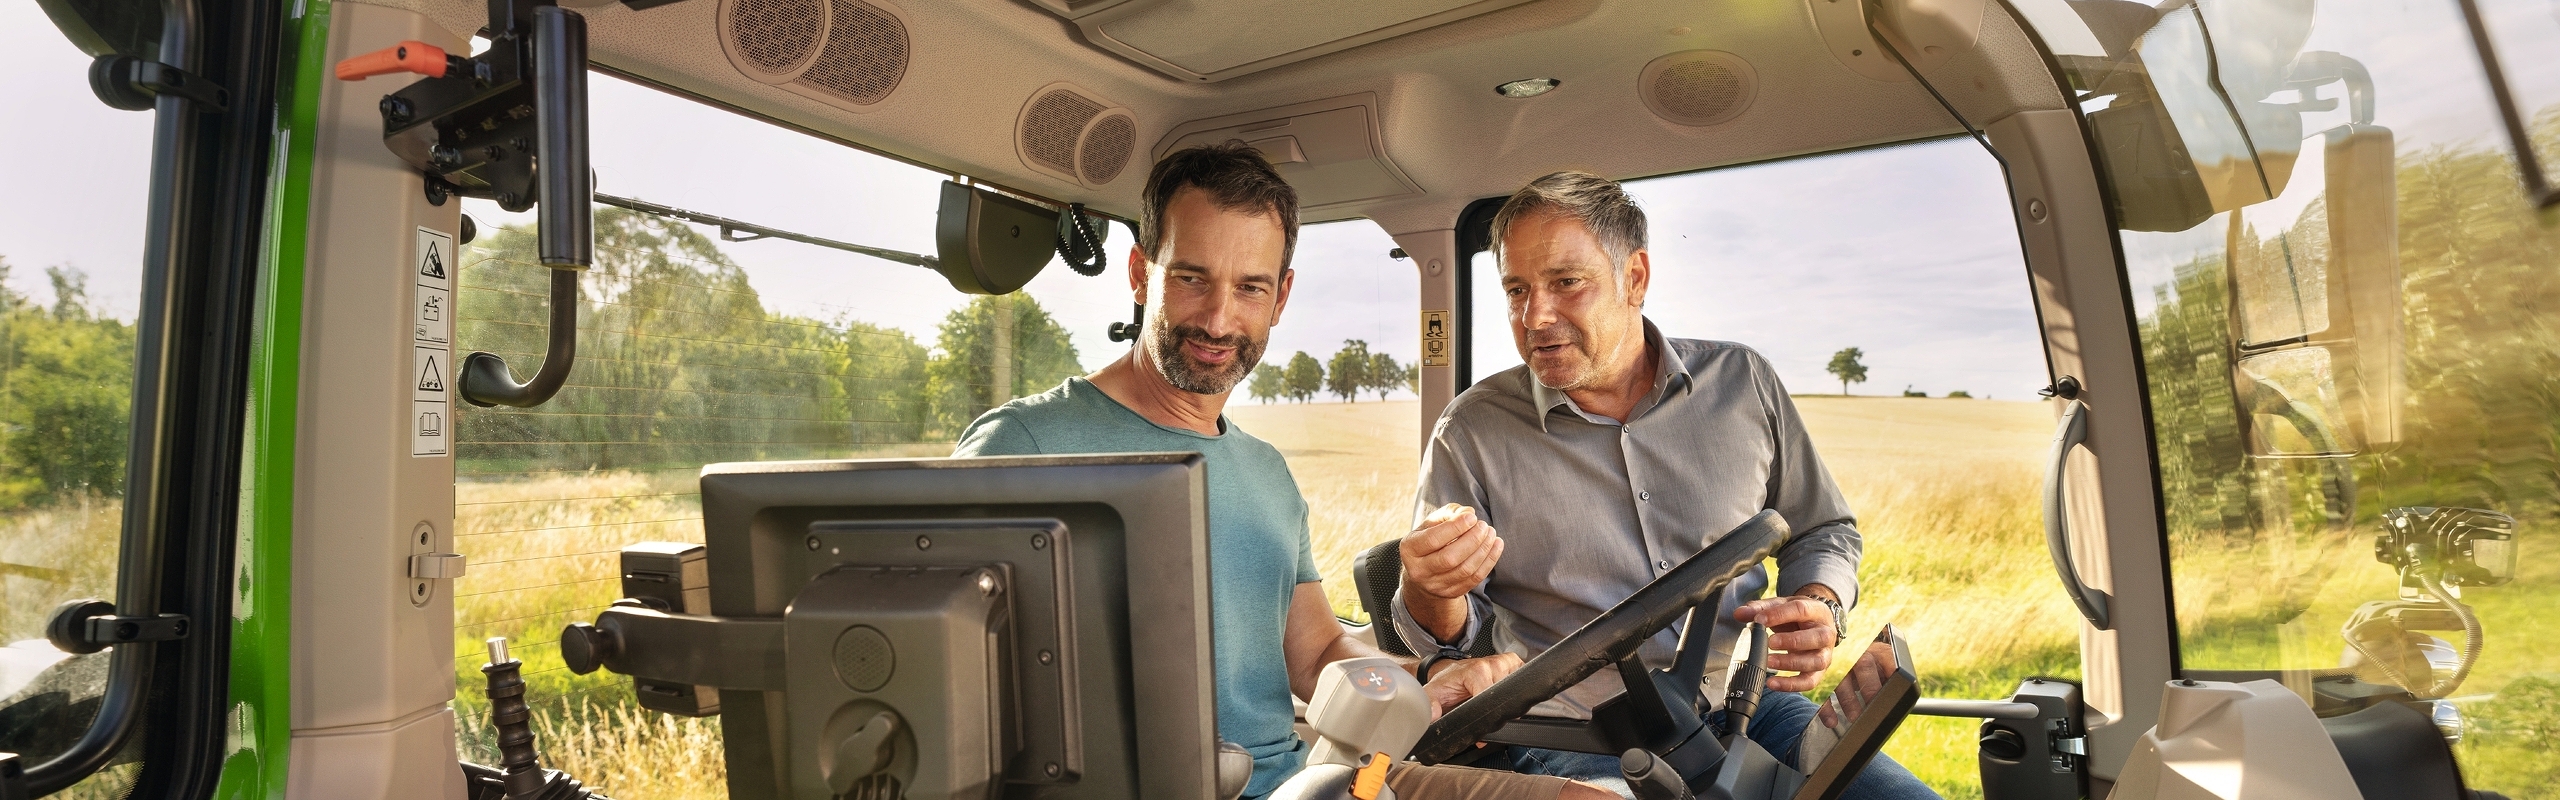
{"left": 1777, "top": 557, "right": 1859, "bottom": 612}
{"left": 1390, "top": 586, "right": 1482, "bottom": 653}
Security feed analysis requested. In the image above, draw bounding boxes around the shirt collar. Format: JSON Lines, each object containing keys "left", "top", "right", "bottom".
{"left": 1528, "top": 318, "right": 1691, "bottom": 432}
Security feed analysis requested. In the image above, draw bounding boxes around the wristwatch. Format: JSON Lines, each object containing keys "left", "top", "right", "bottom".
{"left": 1416, "top": 644, "right": 1468, "bottom": 682}
{"left": 1809, "top": 593, "right": 1849, "bottom": 647}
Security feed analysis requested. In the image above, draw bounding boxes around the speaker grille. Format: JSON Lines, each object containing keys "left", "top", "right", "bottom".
{"left": 793, "top": 0, "right": 909, "bottom": 106}
{"left": 1641, "top": 51, "right": 1756, "bottom": 127}
{"left": 1022, "top": 89, "right": 1106, "bottom": 176}
{"left": 1079, "top": 112, "right": 1136, "bottom": 185}
{"left": 725, "top": 0, "right": 827, "bottom": 79}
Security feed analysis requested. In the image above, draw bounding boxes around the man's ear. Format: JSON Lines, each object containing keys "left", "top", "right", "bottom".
{"left": 1127, "top": 245, "right": 1149, "bottom": 305}
{"left": 1271, "top": 267, "right": 1296, "bottom": 324}
{"left": 1620, "top": 248, "right": 1652, "bottom": 309}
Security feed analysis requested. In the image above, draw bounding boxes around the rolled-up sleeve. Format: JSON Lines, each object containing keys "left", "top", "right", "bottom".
{"left": 1390, "top": 415, "right": 1498, "bottom": 651}
{"left": 1755, "top": 356, "right": 1864, "bottom": 610}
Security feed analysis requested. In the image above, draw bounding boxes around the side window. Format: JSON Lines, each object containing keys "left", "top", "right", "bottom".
{"left": 2070, "top": 1, "right": 2560, "bottom": 793}
{"left": 1230, "top": 221, "right": 1421, "bottom": 621}
{"left": 0, "top": 15, "right": 156, "bottom": 796}
{"left": 451, "top": 73, "right": 1125, "bottom": 796}
{"left": 1463, "top": 140, "right": 2067, "bottom": 797}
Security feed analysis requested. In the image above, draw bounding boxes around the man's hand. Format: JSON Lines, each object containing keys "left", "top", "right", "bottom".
{"left": 1399, "top": 504, "right": 1504, "bottom": 642}
{"left": 1733, "top": 591, "right": 1839, "bottom": 693}
{"left": 1815, "top": 639, "right": 1897, "bottom": 727}
{"left": 1420, "top": 653, "right": 1523, "bottom": 719}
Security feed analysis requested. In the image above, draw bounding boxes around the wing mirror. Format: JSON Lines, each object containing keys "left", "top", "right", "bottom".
{"left": 2227, "top": 119, "right": 2402, "bottom": 458}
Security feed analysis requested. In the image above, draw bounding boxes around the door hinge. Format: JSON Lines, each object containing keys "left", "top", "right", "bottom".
{"left": 45, "top": 599, "right": 190, "bottom": 655}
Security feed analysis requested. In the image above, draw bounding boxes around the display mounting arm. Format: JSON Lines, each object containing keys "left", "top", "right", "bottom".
{"left": 336, "top": 0, "right": 623, "bottom": 408}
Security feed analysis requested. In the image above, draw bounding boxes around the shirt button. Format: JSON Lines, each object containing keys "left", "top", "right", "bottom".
{"left": 1638, "top": 491, "right": 1651, "bottom": 502}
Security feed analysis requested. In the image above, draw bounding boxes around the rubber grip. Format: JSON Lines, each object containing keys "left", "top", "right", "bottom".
{"left": 1351, "top": 752, "right": 1392, "bottom": 800}
{"left": 335, "top": 41, "right": 449, "bottom": 80}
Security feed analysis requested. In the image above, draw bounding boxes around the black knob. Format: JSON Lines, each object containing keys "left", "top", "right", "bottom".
{"left": 1980, "top": 725, "right": 2028, "bottom": 761}
{"left": 559, "top": 622, "right": 618, "bottom": 675}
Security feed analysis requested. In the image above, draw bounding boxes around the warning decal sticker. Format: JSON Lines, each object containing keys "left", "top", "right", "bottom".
{"left": 412, "top": 227, "right": 455, "bottom": 457}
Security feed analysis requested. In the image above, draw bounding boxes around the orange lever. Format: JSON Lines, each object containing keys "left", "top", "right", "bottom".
{"left": 335, "top": 41, "right": 453, "bottom": 81}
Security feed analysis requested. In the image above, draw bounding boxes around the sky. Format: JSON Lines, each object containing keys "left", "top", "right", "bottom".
{"left": 3, "top": 4, "right": 2067, "bottom": 403}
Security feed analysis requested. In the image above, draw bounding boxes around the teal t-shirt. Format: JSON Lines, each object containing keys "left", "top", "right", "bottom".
{"left": 952, "top": 377, "right": 1321, "bottom": 797}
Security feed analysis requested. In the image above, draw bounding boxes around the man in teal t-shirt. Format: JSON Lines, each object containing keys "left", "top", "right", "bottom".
{"left": 952, "top": 144, "right": 1609, "bottom": 800}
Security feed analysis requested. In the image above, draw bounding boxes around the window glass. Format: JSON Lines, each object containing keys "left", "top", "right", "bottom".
{"left": 2063, "top": 0, "right": 2560, "bottom": 792}
{"left": 1228, "top": 221, "right": 1420, "bottom": 621}
{"left": 451, "top": 72, "right": 1126, "bottom": 798}
{"left": 0, "top": 12, "right": 155, "bottom": 796}
{"left": 1462, "top": 139, "right": 2067, "bottom": 796}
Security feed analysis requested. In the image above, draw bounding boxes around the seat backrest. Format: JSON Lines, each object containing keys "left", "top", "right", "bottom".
{"left": 1350, "top": 539, "right": 1497, "bottom": 660}
{"left": 1353, "top": 539, "right": 1413, "bottom": 656}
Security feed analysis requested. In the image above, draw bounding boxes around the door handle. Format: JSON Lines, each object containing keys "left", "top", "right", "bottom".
{"left": 2044, "top": 399, "right": 2113, "bottom": 630}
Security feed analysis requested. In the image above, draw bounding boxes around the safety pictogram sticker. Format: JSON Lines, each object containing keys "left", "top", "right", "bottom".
{"left": 412, "top": 226, "right": 455, "bottom": 457}
{"left": 1419, "top": 309, "right": 1451, "bottom": 367}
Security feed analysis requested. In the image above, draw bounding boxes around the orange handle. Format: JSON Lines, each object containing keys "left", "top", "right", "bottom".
{"left": 335, "top": 41, "right": 451, "bottom": 81}
{"left": 1350, "top": 752, "right": 1392, "bottom": 800}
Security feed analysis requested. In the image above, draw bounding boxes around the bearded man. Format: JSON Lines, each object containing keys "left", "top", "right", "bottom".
{"left": 954, "top": 144, "right": 1612, "bottom": 800}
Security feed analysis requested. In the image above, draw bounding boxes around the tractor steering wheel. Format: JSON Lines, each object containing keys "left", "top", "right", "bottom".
{"left": 1407, "top": 509, "right": 1792, "bottom": 764}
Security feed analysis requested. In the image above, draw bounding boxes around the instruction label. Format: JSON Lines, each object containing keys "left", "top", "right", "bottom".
{"left": 1419, "top": 309, "right": 1451, "bottom": 367}
{"left": 412, "top": 227, "right": 454, "bottom": 458}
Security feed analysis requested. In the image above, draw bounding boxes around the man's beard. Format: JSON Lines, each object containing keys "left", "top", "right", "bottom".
{"left": 1149, "top": 321, "right": 1266, "bottom": 395}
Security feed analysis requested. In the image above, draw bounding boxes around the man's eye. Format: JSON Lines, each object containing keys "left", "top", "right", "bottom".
{"left": 1559, "top": 277, "right": 1582, "bottom": 288}
{"left": 1505, "top": 287, "right": 1525, "bottom": 297}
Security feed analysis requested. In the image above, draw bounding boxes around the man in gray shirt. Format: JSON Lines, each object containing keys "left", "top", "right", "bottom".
{"left": 1390, "top": 172, "right": 1936, "bottom": 800}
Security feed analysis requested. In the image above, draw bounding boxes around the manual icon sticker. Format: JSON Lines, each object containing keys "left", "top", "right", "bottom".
{"left": 412, "top": 226, "right": 455, "bottom": 457}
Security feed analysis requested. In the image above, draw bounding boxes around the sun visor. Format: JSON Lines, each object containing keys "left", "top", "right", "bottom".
{"left": 934, "top": 181, "right": 1057, "bottom": 296}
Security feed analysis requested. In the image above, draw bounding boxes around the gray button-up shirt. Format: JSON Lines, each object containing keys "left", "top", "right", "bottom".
{"left": 1391, "top": 321, "right": 1862, "bottom": 716}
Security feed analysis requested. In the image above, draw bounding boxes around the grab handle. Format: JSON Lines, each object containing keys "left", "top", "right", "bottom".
{"left": 2043, "top": 399, "right": 2113, "bottom": 630}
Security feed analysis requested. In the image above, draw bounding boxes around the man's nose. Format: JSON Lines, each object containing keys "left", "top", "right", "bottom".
{"left": 1189, "top": 284, "right": 1247, "bottom": 338}
{"left": 1515, "top": 288, "right": 1560, "bottom": 333}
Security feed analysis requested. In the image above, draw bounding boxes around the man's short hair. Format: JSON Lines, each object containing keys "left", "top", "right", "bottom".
{"left": 1139, "top": 142, "right": 1301, "bottom": 269}
{"left": 1488, "top": 170, "right": 1647, "bottom": 273}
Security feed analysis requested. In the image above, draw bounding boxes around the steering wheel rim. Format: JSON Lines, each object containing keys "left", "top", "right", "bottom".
{"left": 1408, "top": 509, "right": 1792, "bottom": 764}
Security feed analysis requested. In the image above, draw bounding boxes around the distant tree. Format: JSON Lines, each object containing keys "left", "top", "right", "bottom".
{"left": 1826, "top": 347, "right": 1868, "bottom": 396}
{"left": 1284, "top": 351, "right": 1324, "bottom": 403}
{"left": 0, "top": 263, "right": 135, "bottom": 506}
{"left": 1902, "top": 385, "right": 1927, "bottom": 398}
{"left": 1947, "top": 390, "right": 1972, "bottom": 399}
{"left": 928, "top": 294, "right": 1083, "bottom": 434}
{"left": 1326, "top": 340, "right": 1372, "bottom": 402}
{"left": 1365, "top": 351, "right": 1405, "bottom": 401}
{"left": 1247, "top": 361, "right": 1284, "bottom": 403}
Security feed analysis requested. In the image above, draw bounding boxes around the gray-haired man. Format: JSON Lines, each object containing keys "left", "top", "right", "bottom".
{"left": 1390, "top": 172, "right": 1939, "bottom": 800}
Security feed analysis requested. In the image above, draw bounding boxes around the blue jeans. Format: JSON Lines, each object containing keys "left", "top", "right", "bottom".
{"left": 1487, "top": 691, "right": 1940, "bottom": 800}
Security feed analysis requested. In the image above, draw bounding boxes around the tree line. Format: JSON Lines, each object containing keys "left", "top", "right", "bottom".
{"left": 453, "top": 208, "right": 1083, "bottom": 474}
{"left": 1246, "top": 339, "right": 1417, "bottom": 404}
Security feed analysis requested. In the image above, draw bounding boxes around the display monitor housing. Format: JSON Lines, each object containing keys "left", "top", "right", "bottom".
{"left": 698, "top": 453, "right": 1215, "bottom": 800}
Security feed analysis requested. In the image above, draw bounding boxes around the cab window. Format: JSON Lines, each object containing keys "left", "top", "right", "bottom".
{"left": 2071, "top": 1, "right": 2560, "bottom": 793}
{"left": 0, "top": 17, "right": 156, "bottom": 796}
{"left": 1465, "top": 138, "right": 2068, "bottom": 796}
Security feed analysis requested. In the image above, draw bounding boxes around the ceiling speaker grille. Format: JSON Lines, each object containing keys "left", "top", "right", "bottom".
{"left": 1078, "top": 112, "right": 1136, "bottom": 185}
{"left": 1022, "top": 89, "right": 1106, "bottom": 176}
{"left": 792, "top": 0, "right": 909, "bottom": 106}
{"left": 1640, "top": 51, "right": 1756, "bottom": 127}
{"left": 725, "top": 0, "right": 827, "bottom": 79}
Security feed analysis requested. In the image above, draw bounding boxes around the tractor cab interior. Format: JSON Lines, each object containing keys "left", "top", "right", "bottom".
{"left": 9, "top": 0, "right": 2560, "bottom": 798}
